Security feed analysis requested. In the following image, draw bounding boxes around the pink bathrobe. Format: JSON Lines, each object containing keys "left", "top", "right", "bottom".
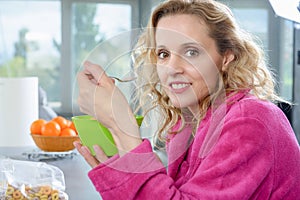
{"left": 88, "top": 91, "right": 300, "bottom": 199}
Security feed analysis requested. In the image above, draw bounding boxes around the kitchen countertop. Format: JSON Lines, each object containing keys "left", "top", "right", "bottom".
{"left": 0, "top": 146, "right": 101, "bottom": 200}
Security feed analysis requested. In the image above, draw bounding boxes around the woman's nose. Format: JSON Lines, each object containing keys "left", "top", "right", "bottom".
{"left": 167, "top": 53, "right": 185, "bottom": 75}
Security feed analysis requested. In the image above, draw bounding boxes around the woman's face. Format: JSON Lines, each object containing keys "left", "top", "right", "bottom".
{"left": 155, "top": 14, "right": 226, "bottom": 115}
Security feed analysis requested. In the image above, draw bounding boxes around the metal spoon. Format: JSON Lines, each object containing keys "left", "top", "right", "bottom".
{"left": 85, "top": 72, "right": 137, "bottom": 83}
{"left": 109, "top": 76, "right": 137, "bottom": 83}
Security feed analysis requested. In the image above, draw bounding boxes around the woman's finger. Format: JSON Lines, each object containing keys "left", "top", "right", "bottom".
{"left": 77, "top": 70, "right": 96, "bottom": 88}
{"left": 80, "top": 146, "right": 100, "bottom": 168}
{"left": 83, "top": 61, "right": 112, "bottom": 86}
{"left": 74, "top": 141, "right": 100, "bottom": 168}
{"left": 93, "top": 145, "right": 109, "bottom": 163}
{"left": 83, "top": 71, "right": 98, "bottom": 85}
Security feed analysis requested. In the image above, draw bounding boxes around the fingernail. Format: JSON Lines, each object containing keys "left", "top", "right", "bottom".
{"left": 93, "top": 145, "right": 99, "bottom": 152}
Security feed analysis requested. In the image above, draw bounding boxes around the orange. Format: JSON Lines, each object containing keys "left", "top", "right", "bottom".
{"left": 66, "top": 120, "right": 72, "bottom": 127}
{"left": 60, "top": 128, "right": 77, "bottom": 137}
{"left": 52, "top": 116, "right": 69, "bottom": 130}
{"left": 41, "top": 121, "right": 61, "bottom": 136}
{"left": 69, "top": 121, "right": 78, "bottom": 134}
{"left": 30, "top": 119, "right": 47, "bottom": 135}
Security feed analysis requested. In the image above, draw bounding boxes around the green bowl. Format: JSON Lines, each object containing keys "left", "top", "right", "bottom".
{"left": 72, "top": 115, "right": 143, "bottom": 156}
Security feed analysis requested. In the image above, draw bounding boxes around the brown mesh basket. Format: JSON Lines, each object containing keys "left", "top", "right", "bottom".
{"left": 31, "top": 134, "right": 80, "bottom": 152}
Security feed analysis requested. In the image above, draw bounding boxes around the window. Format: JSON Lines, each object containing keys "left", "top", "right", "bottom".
{"left": 0, "top": 0, "right": 295, "bottom": 116}
{"left": 71, "top": 3, "right": 132, "bottom": 75}
{"left": 70, "top": 2, "right": 133, "bottom": 114}
{"left": 0, "top": 0, "right": 138, "bottom": 116}
{"left": 232, "top": 8, "right": 268, "bottom": 49}
{"left": 223, "top": 0, "right": 294, "bottom": 101}
{"left": 0, "top": 1, "right": 61, "bottom": 102}
{"left": 279, "top": 20, "right": 293, "bottom": 100}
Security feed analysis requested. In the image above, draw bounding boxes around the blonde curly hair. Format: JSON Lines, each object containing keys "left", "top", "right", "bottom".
{"left": 132, "top": 0, "right": 281, "bottom": 144}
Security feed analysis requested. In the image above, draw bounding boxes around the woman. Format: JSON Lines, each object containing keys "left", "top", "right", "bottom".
{"left": 74, "top": 0, "right": 300, "bottom": 199}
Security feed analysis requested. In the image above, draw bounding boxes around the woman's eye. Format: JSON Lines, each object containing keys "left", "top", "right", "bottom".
{"left": 157, "top": 51, "right": 169, "bottom": 59}
{"left": 185, "top": 49, "right": 199, "bottom": 57}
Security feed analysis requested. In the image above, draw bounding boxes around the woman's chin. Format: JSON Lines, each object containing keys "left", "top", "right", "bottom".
{"left": 170, "top": 99, "right": 191, "bottom": 109}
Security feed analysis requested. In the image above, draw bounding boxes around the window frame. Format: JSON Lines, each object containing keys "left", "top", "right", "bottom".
{"left": 293, "top": 26, "right": 300, "bottom": 140}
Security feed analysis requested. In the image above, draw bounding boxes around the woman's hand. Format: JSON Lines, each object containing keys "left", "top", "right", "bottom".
{"left": 76, "top": 61, "right": 142, "bottom": 156}
{"left": 77, "top": 61, "right": 119, "bottom": 128}
{"left": 73, "top": 141, "right": 108, "bottom": 168}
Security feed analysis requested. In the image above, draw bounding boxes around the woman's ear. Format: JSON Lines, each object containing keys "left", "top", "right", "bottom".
{"left": 222, "top": 50, "right": 235, "bottom": 71}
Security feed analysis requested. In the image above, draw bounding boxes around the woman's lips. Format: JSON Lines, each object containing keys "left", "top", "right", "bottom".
{"left": 169, "top": 82, "right": 191, "bottom": 93}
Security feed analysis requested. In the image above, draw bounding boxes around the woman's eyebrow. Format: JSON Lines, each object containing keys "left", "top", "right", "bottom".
{"left": 155, "top": 42, "right": 205, "bottom": 52}
{"left": 156, "top": 43, "right": 202, "bottom": 48}
{"left": 156, "top": 45, "right": 166, "bottom": 49}
{"left": 181, "top": 42, "right": 204, "bottom": 48}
